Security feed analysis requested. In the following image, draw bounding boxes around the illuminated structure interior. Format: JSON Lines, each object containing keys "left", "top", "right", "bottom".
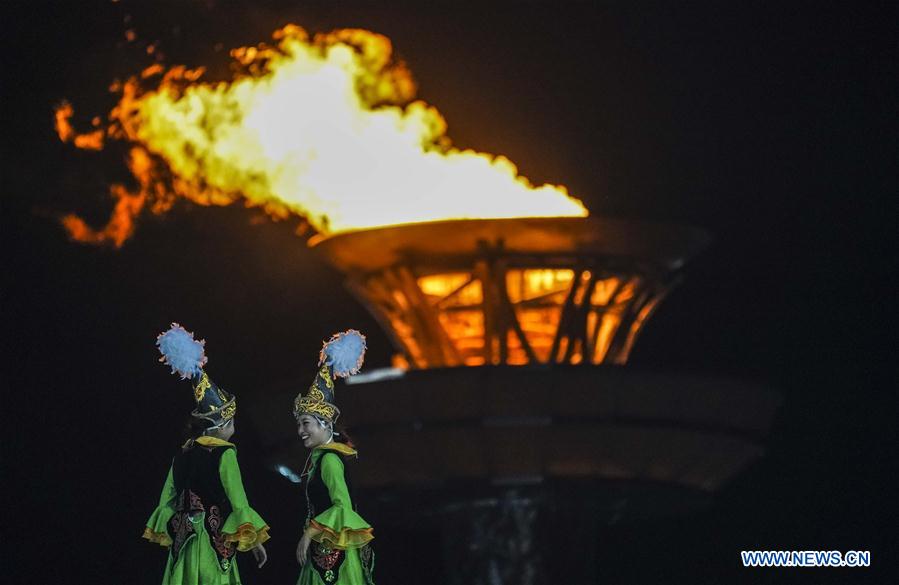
{"left": 310, "top": 216, "right": 711, "bottom": 368}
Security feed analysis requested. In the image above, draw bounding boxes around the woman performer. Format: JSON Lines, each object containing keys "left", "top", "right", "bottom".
{"left": 143, "top": 323, "right": 270, "bottom": 584}
{"left": 294, "top": 330, "right": 375, "bottom": 585}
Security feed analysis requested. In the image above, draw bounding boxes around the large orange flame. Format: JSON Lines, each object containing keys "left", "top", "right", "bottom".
{"left": 57, "top": 25, "right": 588, "bottom": 246}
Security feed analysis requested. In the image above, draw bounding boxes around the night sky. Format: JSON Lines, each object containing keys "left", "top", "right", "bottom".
{"left": 2, "top": 1, "right": 893, "bottom": 584}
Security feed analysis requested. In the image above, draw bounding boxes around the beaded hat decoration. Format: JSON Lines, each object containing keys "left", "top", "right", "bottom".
{"left": 294, "top": 330, "right": 367, "bottom": 424}
{"left": 157, "top": 323, "right": 236, "bottom": 427}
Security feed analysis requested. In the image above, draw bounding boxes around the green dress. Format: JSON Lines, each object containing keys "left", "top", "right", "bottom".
{"left": 143, "top": 437, "right": 271, "bottom": 585}
{"left": 298, "top": 443, "right": 375, "bottom": 585}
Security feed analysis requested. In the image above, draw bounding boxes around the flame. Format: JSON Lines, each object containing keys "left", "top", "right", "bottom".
{"left": 57, "top": 24, "right": 588, "bottom": 246}
{"left": 55, "top": 102, "right": 104, "bottom": 150}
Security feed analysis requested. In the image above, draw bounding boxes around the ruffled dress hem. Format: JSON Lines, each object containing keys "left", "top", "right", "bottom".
{"left": 310, "top": 519, "right": 374, "bottom": 550}
{"left": 142, "top": 526, "right": 173, "bottom": 548}
{"left": 223, "top": 522, "right": 271, "bottom": 552}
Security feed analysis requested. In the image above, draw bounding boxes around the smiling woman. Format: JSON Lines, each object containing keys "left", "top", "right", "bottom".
{"left": 293, "top": 330, "right": 375, "bottom": 585}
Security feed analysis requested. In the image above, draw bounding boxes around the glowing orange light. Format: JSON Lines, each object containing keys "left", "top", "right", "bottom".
{"left": 400, "top": 268, "right": 648, "bottom": 366}
{"left": 57, "top": 24, "right": 588, "bottom": 246}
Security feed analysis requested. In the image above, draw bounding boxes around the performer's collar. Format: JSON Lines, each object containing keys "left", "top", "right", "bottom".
{"left": 181, "top": 436, "right": 235, "bottom": 450}
{"left": 196, "top": 436, "right": 235, "bottom": 448}
{"left": 313, "top": 442, "right": 357, "bottom": 457}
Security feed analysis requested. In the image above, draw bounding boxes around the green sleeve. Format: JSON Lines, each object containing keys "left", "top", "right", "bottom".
{"left": 310, "top": 453, "right": 374, "bottom": 550}
{"left": 143, "top": 465, "right": 176, "bottom": 547}
{"left": 219, "top": 448, "right": 271, "bottom": 551}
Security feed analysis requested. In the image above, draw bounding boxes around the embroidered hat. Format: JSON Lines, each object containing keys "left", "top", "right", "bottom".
{"left": 293, "top": 330, "right": 366, "bottom": 424}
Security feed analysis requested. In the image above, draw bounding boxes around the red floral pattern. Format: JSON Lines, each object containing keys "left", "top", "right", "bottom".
{"left": 312, "top": 542, "right": 345, "bottom": 582}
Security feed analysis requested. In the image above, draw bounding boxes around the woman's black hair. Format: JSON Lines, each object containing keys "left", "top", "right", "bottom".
{"left": 182, "top": 416, "right": 212, "bottom": 442}
{"left": 334, "top": 421, "right": 356, "bottom": 448}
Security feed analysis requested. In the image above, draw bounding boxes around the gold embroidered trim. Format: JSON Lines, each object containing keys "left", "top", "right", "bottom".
{"left": 293, "top": 364, "right": 340, "bottom": 422}
{"left": 320, "top": 365, "right": 334, "bottom": 389}
{"left": 295, "top": 396, "right": 339, "bottom": 422}
{"left": 220, "top": 399, "right": 237, "bottom": 420}
{"left": 193, "top": 372, "right": 211, "bottom": 402}
{"left": 190, "top": 397, "right": 237, "bottom": 422}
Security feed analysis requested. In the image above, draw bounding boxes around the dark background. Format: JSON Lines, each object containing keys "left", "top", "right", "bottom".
{"left": 2, "top": 1, "right": 893, "bottom": 583}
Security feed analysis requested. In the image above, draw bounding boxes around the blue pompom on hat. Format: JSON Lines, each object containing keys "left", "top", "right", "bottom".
{"left": 157, "top": 323, "right": 236, "bottom": 427}
{"left": 156, "top": 323, "right": 207, "bottom": 379}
